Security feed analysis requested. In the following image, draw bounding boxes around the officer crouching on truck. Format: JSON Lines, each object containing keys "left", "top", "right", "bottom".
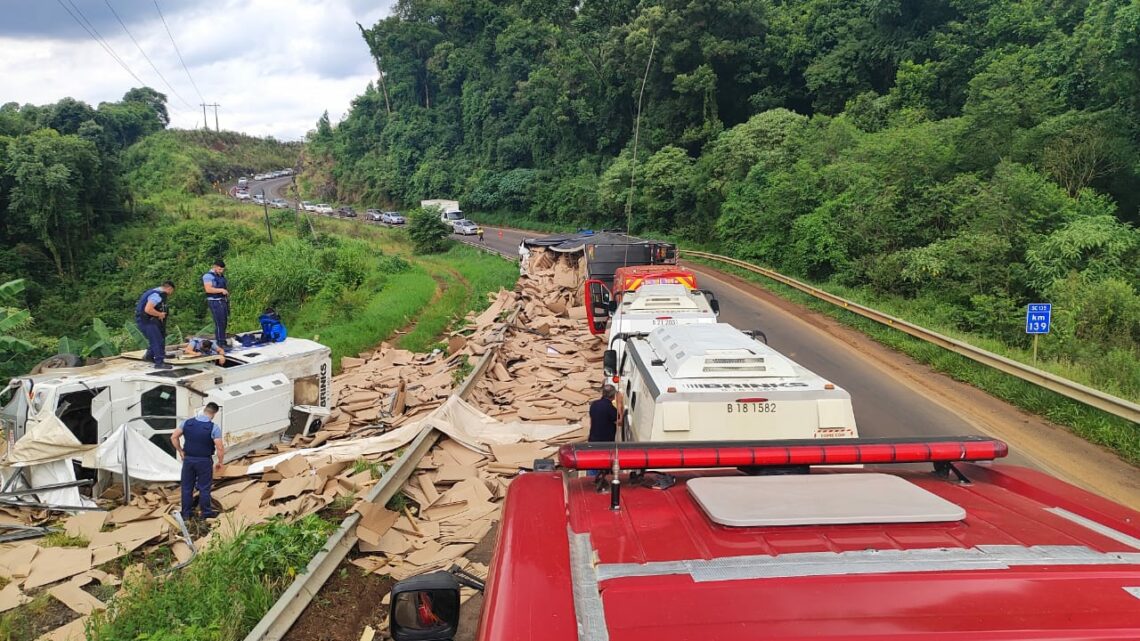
{"left": 135, "top": 281, "right": 175, "bottom": 370}
{"left": 172, "top": 402, "right": 225, "bottom": 520}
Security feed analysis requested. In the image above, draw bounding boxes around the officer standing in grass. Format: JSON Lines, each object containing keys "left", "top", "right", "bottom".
{"left": 203, "top": 260, "right": 230, "bottom": 348}
{"left": 172, "top": 402, "right": 225, "bottom": 520}
{"left": 135, "top": 281, "right": 175, "bottom": 370}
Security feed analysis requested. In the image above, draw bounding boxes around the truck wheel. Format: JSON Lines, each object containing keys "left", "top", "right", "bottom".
{"left": 31, "top": 353, "right": 83, "bottom": 374}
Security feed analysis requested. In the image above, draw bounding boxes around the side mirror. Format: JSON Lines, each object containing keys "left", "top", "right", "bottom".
{"left": 603, "top": 350, "right": 617, "bottom": 377}
{"left": 390, "top": 571, "right": 461, "bottom": 641}
{"left": 750, "top": 329, "right": 768, "bottom": 344}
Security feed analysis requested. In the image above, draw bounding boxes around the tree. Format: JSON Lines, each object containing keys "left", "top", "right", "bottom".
{"left": 407, "top": 207, "right": 451, "bottom": 254}
{"left": 0, "top": 279, "right": 34, "bottom": 357}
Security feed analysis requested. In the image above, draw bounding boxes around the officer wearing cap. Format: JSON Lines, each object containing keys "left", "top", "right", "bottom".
{"left": 203, "top": 260, "right": 230, "bottom": 348}
{"left": 135, "top": 281, "right": 175, "bottom": 370}
{"left": 172, "top": 402, "right": 225, "bottom": 520}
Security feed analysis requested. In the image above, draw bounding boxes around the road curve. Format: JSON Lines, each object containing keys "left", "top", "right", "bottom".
{"left": 458, "top": 226, "right": 1140, "bottom": 507}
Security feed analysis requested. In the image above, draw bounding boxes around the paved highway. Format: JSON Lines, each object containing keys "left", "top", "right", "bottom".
{"left": 458, "top": 226, "right": 1140, "bottom": 504}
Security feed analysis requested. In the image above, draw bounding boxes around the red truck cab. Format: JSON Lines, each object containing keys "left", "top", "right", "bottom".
{"left": 390, "top": 437, "right": 1140, "bottom": 641}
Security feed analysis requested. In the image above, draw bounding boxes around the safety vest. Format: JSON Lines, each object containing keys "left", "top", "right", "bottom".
{"left": 204, "top": 271, "right": 228, "bottom": 301}
{"left": 135, "top": 287, "right": 167, "bottom": 323}
{"left": 181, "top": 417, "right": 217, "bottom": 458}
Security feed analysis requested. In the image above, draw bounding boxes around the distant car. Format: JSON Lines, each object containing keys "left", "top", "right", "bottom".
{"left": 235, "top": 191, "right": 251, "bottom": 201}
{"left": 381, "top": 211, "right": 406, "bottom": 224}
{"left": 270, "top": 198, "right": 289, "bottom": 209}
{"left": 452, "top": 219, "right": 478, "bottom": 235}
{"left": 237, "top": 177, "right": 248, "bottom": 187}
{"left": 252, "top": 194, "right": 265, "bottom": 205}
{"left": 299, "top": 201, "right": 314, "bottom": 211}
{"left": 365, "top": 209, "right": 383, "bottom": 221}
{"left": 315, "top": 204, "right": 334, "bottom": 215}
{"left": 337, "top": 207, "right": 357, "bottom": 218}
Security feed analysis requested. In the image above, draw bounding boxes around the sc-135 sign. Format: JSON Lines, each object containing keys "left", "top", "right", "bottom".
{"left": 1025, "top": 303, "right": 1051, "bottom": 334}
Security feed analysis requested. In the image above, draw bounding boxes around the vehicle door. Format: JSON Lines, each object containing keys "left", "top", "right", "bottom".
{"left": 585, "top": 279, "right": 613, "bottom": 335}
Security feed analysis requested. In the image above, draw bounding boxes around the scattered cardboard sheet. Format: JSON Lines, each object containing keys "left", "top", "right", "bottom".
{"left": 63, "top": 512, "right": 108, "bottom": 540}
{"left": 35, "top": 614, "right": 88, "bottom": 641}
{"left": 48, "top": 580, "right": 106, "bottom": 614}
{"left": 24, "top": 548, "right": 93, "bottom": 590}
{"left": 0, "top": 582, "right": 30, "bottom": 613}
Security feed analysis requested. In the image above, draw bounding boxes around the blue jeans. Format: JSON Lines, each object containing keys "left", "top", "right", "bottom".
{"left": 181, "top": 456, "right": 216, "bottom": 518}
{"left": 137, "top": 319, "right": 165, "bottom": 366}
{"left": 208, "top": 299, "right": 229, "bottom": 346}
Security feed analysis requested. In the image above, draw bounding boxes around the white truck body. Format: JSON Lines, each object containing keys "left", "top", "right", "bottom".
{"left": 420, "top": 199, "right": 464, "bottom": 223}
{"left": 605, "top": 284, "right": 718, "bottom": 382}
{"left": 1, "top": 338, "right": 332, "bottom": 468}
{"left": 612, "top": 324, "right": 857, "bottom": 443}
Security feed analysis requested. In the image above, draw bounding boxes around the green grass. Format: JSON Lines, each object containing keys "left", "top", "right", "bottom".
{"left": 696, "top": 258, "right": 1140, "bottom": 466}
{"left": 352, "top": 458, "right": 385, "bottom": 480}
{"left": 41, "top": 532, "right": 89, "bottom": 548}
{"left": 396, "top": 244, "right": 519, "bottom": 353}
{"left": 88, "top": 515, "right": 335, "bottom": 641}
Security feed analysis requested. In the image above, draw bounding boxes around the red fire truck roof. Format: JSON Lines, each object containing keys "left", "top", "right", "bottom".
{"left": 476, "top": 439, "right": 1140, "bottom": 641}
{"left": 612, "top": 264, "right": 697, "bottom": 293}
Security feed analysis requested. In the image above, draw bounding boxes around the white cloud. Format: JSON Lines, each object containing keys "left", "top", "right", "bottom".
{"left": 0, "top": 0, "right": 392, "bottom": 140}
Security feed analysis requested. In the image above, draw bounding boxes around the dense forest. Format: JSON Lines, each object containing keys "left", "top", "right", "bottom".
{"left": 308, "top": 0, "right": 1140, "bottom": 396}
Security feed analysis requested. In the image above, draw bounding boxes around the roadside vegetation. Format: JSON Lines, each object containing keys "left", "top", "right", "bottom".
{"left": 307, "top": 0, "right": 1139, "bottom": 407}
{"left": 87, "top": 515, "right": 336, "bottom": 641}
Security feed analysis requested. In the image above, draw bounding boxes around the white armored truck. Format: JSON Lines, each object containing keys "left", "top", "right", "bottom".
{"left": 603, "top": 284, "right": 719, "bottom": 383}
{"left": 605, "top": 324, "right": 858, "bottom": 442}
{"left": 1, "top": 338, "right": 332, "bottom": 472}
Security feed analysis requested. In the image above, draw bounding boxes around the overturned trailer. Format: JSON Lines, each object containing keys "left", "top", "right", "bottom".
{"left": 0, "top": 338, "right": 332, "bottom": 507}
{"left": 521, "top": 231, "right": 676, "bottom": 287}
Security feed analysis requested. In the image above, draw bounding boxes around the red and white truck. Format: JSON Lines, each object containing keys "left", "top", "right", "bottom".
{"left": 389, "top": 437, "right": 1140, "bottom": 641}
{"left": 585, "top": 265, "right": 712, "bottom": 336}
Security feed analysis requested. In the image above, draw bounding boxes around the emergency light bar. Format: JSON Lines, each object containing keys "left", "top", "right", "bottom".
{"left": 558, "top": 436, "right": 1008, "bottom": 470}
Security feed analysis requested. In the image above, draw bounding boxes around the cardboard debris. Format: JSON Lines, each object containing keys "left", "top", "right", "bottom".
{"left": 24, "top": 548, "right": 92, "bottom": 590}
{"left": 0, "top": 582, "right": 30, "bottom": 613}
{"left": 48, "top": 579, "right": 106, "bottom": 614}
{"left": 35, "top": 614, "right": 88, "bottom": 641}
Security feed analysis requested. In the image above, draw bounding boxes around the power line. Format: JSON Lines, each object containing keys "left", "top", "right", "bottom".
{"left": 153, "top": 0, "right": 204, "bottom": 103}
{"left": 104, "top": 0, "right": 195, "bottom": 110}
{"left": 55, "top": 0, "right": 147, "bottom": 87}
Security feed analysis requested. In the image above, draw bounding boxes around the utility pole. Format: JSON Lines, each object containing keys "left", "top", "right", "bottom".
{"left": 200, "top": 103, "right": 220, "bottom": 131}
{"left": 260, "top": 189, "right": 274, "bottom": 244}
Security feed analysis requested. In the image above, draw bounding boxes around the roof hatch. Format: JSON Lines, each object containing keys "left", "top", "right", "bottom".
{"left": 687, "top": 473, "right": 966, "bottom": 527}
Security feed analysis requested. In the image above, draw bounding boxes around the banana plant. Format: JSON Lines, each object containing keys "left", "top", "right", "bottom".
{"left": 0, "top": 279, "right": 34, "bottom": 354}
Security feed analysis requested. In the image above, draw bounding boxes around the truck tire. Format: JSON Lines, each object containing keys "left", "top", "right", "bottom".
{"left": 30, "top": 353, "right": 84, "bottom": 374}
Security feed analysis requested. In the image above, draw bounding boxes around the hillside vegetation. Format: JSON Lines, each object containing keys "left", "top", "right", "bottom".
{"left": 123, "top": 129, "right": 301, "bottom": 199}
{"left": 310, "top": 0, "right": 1139, "bottom": 400}
{"left": 0, "top": 92, "right": 516, "bottom": 377}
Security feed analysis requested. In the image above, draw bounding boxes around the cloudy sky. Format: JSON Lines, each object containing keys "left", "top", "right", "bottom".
{"left": 0, "top": 0, "right": 394, "bottom": 140}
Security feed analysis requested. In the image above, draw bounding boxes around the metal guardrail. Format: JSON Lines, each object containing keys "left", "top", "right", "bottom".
{"left": 242, "top": 307, "right": 519, "bottom": 641}
{"left": 683, "top": 249, "right": 1140, "bottom": 425}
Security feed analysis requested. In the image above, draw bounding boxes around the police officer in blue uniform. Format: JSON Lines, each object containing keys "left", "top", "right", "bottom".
{"left": 203, "top": 260, "right": 230, "bottom": 348}
{"left": 171, "top": 402, "right": 225, "bottom": 520}
{"left": 135, "top": 281, "right": 175, "bottom": 370}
